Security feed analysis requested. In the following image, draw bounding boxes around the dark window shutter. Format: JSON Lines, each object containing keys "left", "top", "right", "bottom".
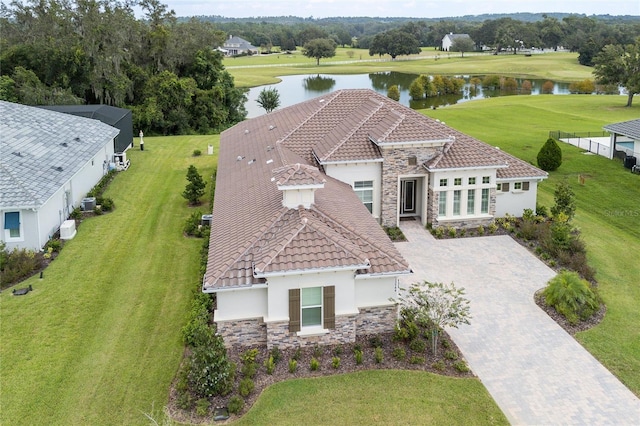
{"left": 522, "top": 181, "right": 530, "bottom": 191}
{"left": 289, "top": 289, "right": 301, "bottom": 333}
{"left": 323, "top": 286, "right": 335, "bottom": 329}
{"left": 502, "top": 182, "right": 509, "bottom": 192}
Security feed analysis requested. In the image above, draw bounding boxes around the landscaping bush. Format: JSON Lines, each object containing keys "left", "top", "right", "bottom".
{"left": 409, "top": 338, "right": 426, "bottom": 353}
{"left": 195, "top": 398, "right": 210, "bottom": 416}
{"left": 0, "top": 246, "right": 42, "bottom": 288}
{"left": 332, "top": 346, "right": 343, "bottom": 356}
{"left": 444, "top": 350, "right": 458, "bottom": 360}
{"left": 369, "top": 335, "right": 383, "bottom": 348}
{"left": 288, "top": 359, "right": 298, "bottom": 373}
{"left": 410, "top": 356, "right": 425, "bottom": 365}
{"left": 182, "top": 165, "right": 207, "bottom": 205}
{"left": 313, "top": 345, "right": 323, "bottom": 358}
{"left": 227, "top": 395, "right": 244, "bottom": 415}
{"left": 269, "top": 346, "right": 281, "bottom": 364}
{"left": 453, "top": 360, "right": 470, "bottom": 372}
{"left": 383, "top": 226, "right": 406, "bottom": 241}
{"left": 238, "top": 378, "right": 255, "bottom": 397}
{"left": 392, "top": 347, "right": 406, "bottom": 360}
{"left": 264, "top": 355, "right": 275, "bottom": 375}
{"left": 193, "top": 149, "right": 202, "bottom": 156}
{"left": 331, "top": 357, "right": 341, "bottom": 369}
{"left": 431, "top": 360, "right": 446, "bottom": 370}
{"left": 354, "top": 349, "right": 364, "bottom": 365}
{"left": 550, "top": 181, "right": 575, "bottom": 220}
{"left": 44, "top": 238, "right": 63, "bottom": 253}
{"left": 292, "top": 347, "right": 301, "bottom": 361}
{"left": 186, "top": 329, "right": 234, "bottom": 398}
{"left": 181, "top": 292, "right": 213, "bottom": 347}
{"left": 374, "top": 347, "right": 384, "bottom": 364}
{"left": 241, "top": 362, "right": 257, "bottom": 379}
{"left": 310, "top": 357, "right": 320, "bottom": 371}
{"left": 184, "top": 211, "right": 209, "bottom": 238}
{"left": 537, "top": 137, "right": 562, "bottom": 171}
{"left": 99, "top": 197, "right": 114, "bottom": 212}
{"left": 542, "top": 270, "right": 600, "bottom": 325}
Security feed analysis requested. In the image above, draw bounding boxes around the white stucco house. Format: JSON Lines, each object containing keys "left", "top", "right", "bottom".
{"left": 204, "top": 89, "right": 547, "bottom": 349}
{"left": 442, "top": 33, "right": 473, "bottom": 51}
{"left": 604, "top": 118, "right": 640, "bottom": 162}
{"left": 0, "top": 101, "right": 119, "bottom": 251}
{"left": 222, "top": 35, "right": 259, "bottom": 56}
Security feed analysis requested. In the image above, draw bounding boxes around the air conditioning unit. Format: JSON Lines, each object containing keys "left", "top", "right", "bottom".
{"left": 81, "top": 197, "right": 96, "bottom": 211}
{"left": 60, "top": 220, "right": 77, "bottom": 240}
{"left": 624, "top": 156, "right": 637, "bottom": 169}
{"left": 201, "top": 214, "right": 213, "bottom": 226}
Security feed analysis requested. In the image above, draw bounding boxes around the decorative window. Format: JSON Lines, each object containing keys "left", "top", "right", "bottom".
{"left": 408, "top": 156, "right": 417, "bottom": 166}
{"left": 502, "top": 183, "right": 509, "bottom": 192}
{"left": 522, "top": 181, "right": 530, "bottom": 191}
{"left": 354, "top": 181, "right": 373, "bottom": 213}
{"left": 289, "top": 287, "right": 335, "bottom": 332}
{"left": 438, "top": 191, "right": 447, "bottom": 216}
{"left": 468, "top": 177, "right": 476, "bottom": 185}
{"left": 4, "top": 211, "right": 21, "bottom": 239}
{"left": 514, "top": 182, "right": 523, "bottom": 190}
{"left": 496, "top": 183, "right": 502, "bottom": 191}
{"left": 467, "top": 189, "right": 475, "bottom": 214}
{"left": 482, "top": 176, "right": 490, "bottom": 184}
{"left": 453, "top": 190, "right": 461, "bottom": 215}
{"left": 439, "top": 178, "right": 448, "bottom": 187}
{"left": 481, "top": 188, "right": 489, "bottom": 214}
{"left": 454, "top": 178, "right": 462, "bottom": 186}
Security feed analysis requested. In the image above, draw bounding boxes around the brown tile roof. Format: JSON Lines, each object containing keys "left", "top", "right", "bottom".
{"left": 204, "top": 89, "right": 545, "bottom": 289}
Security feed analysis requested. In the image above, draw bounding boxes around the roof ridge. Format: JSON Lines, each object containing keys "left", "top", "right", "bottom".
{"left": 277, "top": 91, "right": 342, "bottom": 146}
{"left": 374, "top": 108, "right": 404, "bottom": 143}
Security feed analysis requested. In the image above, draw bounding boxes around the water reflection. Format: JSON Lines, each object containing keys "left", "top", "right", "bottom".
{"left": 245, "top": 72, "right": 573, "bottom": 118}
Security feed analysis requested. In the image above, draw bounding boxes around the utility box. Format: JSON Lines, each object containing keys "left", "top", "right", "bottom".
{"left": 60, "top": 220, "right": 77, "bottom": 240}
{"left": 201, "top": 214, "right": 213, "bottom": 226}
{"left": 208, "top": 145, "right": 214, "bottom": 155}
{"left": 81, "top": 197, "right": 96, "bottom": 211}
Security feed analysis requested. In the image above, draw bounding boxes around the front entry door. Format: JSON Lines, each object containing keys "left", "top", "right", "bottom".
{"left": 400, "top": 179, "right": 417, "bottom": 215}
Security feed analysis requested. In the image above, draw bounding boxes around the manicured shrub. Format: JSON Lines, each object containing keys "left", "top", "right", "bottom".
{"left": 537, "top": 137, "right": 562, "bottom": 171}
{"left": 354, "top": 349, "right": 364, "bottom": 365}
{"left": 0, "top": 247, "right": 42, "bottom": 288}
{"left": 447, "top": 226, "right": 456, "bottom": 238}
{"left": 193, "top": 149, "right": 202, "bottom": 156}
{"left": 541, "top": 80, "right": 554, "bottom": 94}
{"left": 410, "top": 356, "right": 425, "bottom": 365}
{"left": 99, "top": 197, "right": 114, "bottom": 212}
{"left": 288, "top": 359, "right": 298, "bottom": 373}
{"left": 269, "top": 346, "right": 281, "bottom": 364}
{"left": 441, "top": 339, "right": 452, "bottom": 349}
{"left": 238, "top": 378, "right": 254, "bottom": 397}
{"left": 477, "top": 225, "right": 485, "bottom": 235}
{"left": 374, "top": 347, "right": 384, "bottom": 364}
{"left": 184, "top": 210, "right": 209, "bottom": 238}
{"left": 196, "top": 398, "right": 210, "bottom": 416}
{"left": 333, "top": 346, "right": 343, "bottom": 356}
{"left": 183, "top": 164, "right": 207, "bottom": 205}
{"left": 313, "top": 345, "right": 323, "bottom": 358}
{"left": 542, "top": 270, "right": 600, "bottom": 325}
{"left": 241, "top": 362, "right": 257, "bottom": 379}
{"left": 240, "top": 349, "right": 259, "bottom": 365}
{"left": 310, "top": 357, "right": 320, "bottom": 371}
{"left": 369, "top": 335, "right": 383, "bottom": 348}
{"left": 332, "top": 356, "right": 341, "bottom": 369}
{"left": 453, "top": 360, "right": 470, "bottom": 372}
{"left": 409, "top": 338, "right": 426, "bottom": 353}
{"left": 387, "top": 85, "right": 400, "bottom": 101}
{"left": 227, "top": 395, "right": 244, "bottom": 414}
{"left": 431, "top": 360, "right": 446, "bottom": 370}
{"left": 176, "top": 390, "right": 194, "bottom": 410}
{"left": 488, "top": 222, "right": 498, "bottom": 234}
{"left": 44, "top": 238, "right": 63, "bottom": 252}
{"left": 264, "top": 355, "right": 275, "bottom": 375}
{"left": 292, "top": 347, "right": 302, "bottom": 361}
{"left": 551, "top": 181, "right": 575, "bottom": 220}
{"left": 444, "top": 350, "right": 458, "bottom": 360}
{"left": 434, "top": 227, "right": 444, "bottom": 238}
{"left": 392, "top": 347, "right": 406, "bottom": 360}
{"left": 187, "top": 329, "right": 234, "bottom": 398}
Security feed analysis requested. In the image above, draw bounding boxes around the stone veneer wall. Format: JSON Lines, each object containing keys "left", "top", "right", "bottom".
{"left": 265, "top": 314, "right": 357, "bottom": 349}
{"left": 380, "top": 146, "right": 439, "bottom": 227}
{"left": 428, "top": 187, "right": 497, "bottom": 229}
{"left": 357, "top": 305, "right": 398, "bottom": 334}
{"left": 217, "top": 317, "right": 267, "bottom": 348}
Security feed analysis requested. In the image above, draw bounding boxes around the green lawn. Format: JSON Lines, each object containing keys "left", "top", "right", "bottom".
{"left": 424, "top": 95, "right": 640, "bottom": 395}
{"left": 0, "top": 135, "right": 219, "bottom": 425}
{"left": 225, "top": 50, "right": 593, "bottom": 87}
{"left": 234, "top": 370, "right": 508, "bottom": 426}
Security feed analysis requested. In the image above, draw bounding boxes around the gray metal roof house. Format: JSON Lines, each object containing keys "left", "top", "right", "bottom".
{"left": 1, "top": 101, "right": 119, "bottom": 250}
{"left": 222, "top": 35, "right": 259, "bottom": 56}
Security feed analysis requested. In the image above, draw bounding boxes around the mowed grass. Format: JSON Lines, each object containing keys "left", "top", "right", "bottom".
{"left": 234, "top": 370, "right": 508, "bottom": 426}
{"left": 0, "top": 135, "right": 219, "bottom": 425}
{"left": 424, "top": 95, "right": 640, "bottom": 395}
{"left": 226, "top": 49, "right": 593, "bottom": 87}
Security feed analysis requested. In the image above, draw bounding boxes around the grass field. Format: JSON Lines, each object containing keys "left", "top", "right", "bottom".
{"left": 0, "top": 135, "right": 219, "bottom": 425}
{"left": 424, "top": 95, "right": 640, "bottom": 396}
{"left": 224, "top": 49, "right": 594, "bottom": 87}
{"left": 234, "top": 370, "right": 508, "bottom": 425}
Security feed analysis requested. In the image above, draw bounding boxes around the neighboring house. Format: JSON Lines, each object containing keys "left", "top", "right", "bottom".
{"left": 38, "top": 105, "right": 133, "bottom": 153}
{"left": 222, "top": 35, "right": 259, "bottom": 56}
{"left": 604, "top": 118, "right": 640, "bottom": 163}
{"left": 442, "top": 33, "right": 472, "bottom": 51}
{"left": 0, "top": 101, "right": 119, "bottom": 251}
{"left": 204, "top": 89, "right": 546, "bottom": 349}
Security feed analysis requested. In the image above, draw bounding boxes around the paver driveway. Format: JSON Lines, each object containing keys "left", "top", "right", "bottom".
{"left": 395, "top": 220, "right": 640, "bottom": 425}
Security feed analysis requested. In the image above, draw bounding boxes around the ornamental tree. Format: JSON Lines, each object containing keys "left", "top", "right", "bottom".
{"left": 183, "top": 165, "right": 206, "bottom": 205}
{"left": 537, "top": 137, "right": 562, "bottom": 171}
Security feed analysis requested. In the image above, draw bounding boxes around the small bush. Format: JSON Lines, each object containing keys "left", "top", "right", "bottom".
{"left": 69, "top": 207, "right": 82, "bottom": 220}
{"left": 196, "top": 398, "right": 210, "bottom": 416}
{"left": 543, "top": 270, "right": 600, "bottom": 324}
{"left": 332, "top": 356, "right": 341, "bottom": 369}
{"left": 453, "top": 360, "right": 470, "bottom": 372}
{"left": 431, "top": 360, "right": 446, "bottom": 371}
{"left": 264, "top": 356, "right": 275, "bottom": 375}
{"left": 434, "top": 227, "right": 444, "bottom": 238}
{"left": 392, "top": 347, "right": 406, "bottom": 360}
{"left": 176, "top": 390, "right": 194, "bottom": 410}
{"left": 333, "top": 346, "right": 343, "bottom": 356}
{"left": 240, "top": 349, "right": 259, "bottom": 365}
{"left": 241, "top": 362, "right": 257, "bottom": 379}
{"left": 353, "top": 343, "right": 363, "bottom": 353}
{"left": 313, "top": 345, "right": 323, "bottom": 358}
{"left": 409, "top": 338, "right": 426, "bottom": 353}
{"left": 0, "top": 247, "right": 42, "bottom": 287}
{"left": 536, "top": 203, "right": 549, "bottom": 218}
{"left": 238, "top": 378, "right": 255, "bottom": 397}
{"left": 393, "top": 324, "right": 410, "bottom": 341}
{"left": 410, "top": 356, "right": 425, "bottom": 365}
{"left": 44, "top": 238, "right": 63, "bottom": 252}
{"left": 369, "top": 335, "right": 383, "bottom": 348}
{"left": 292, "top": 347, "right": 301, "bottom": 361}
{"left": 193, "top": 149, "right": 202, "bottom": 156}
{"left": 488, "top": 222, "right": 498, "bottom": 234}
{"left": 477, "top": 225, "right": 485, "bottom": 235}
{"left": 441, "top": 339, "right": 451, "bottom": 349}
{"left": 444, "top": 350, "right": 458, "bottom": 360}
{"left": 374, "top": 347, "right": 384, "bottom": 364}
{"left": 227, "top": 395, "right": 244, "bottom": 415}
{"left": 270, "top": 346, "right": 281, "bottom": 364}
{"left": 459, "top": 228, "right": 466, "bottom": 237}
{"left": 288, "top": 359, "right": 298, "bottom": 373}
{"left": 100, "top": 197, "right": 114, "bottom": 212}
{"left": 184, "top": 211, "right": 209, "bottom": 238}
{"left": 447, "top": 226, "right": 456, "bottom": 238}
{"left": 310, "top": 357, "right": 320, "bottom": 371}
{"left": 354, "top": 349, "right": 364, "bottom": 365}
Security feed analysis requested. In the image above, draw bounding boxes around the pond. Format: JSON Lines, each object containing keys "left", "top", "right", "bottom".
{"left": 244, "top": 72, "right": 574, "bottom": 118}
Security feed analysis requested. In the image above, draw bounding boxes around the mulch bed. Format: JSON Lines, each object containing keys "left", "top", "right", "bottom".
{"left": 534, "top": 289, "right": 606, "bottom": 335}
{"left": 168, "top": 330, "right": 472, "bottom": 424}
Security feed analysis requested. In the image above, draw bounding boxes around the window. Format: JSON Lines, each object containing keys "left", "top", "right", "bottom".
{"left": 468, "top": 177, "right": 476, "bottom": 185}
{"left": 496, "top": 183, "right": 502, "bottom": 191}
{"left": 454, "top": 178, "right": 462, "bottom": 186}
{"left": 354, "top": 181, "right": 373, "bottom": 213}
{"left": 514, "top": 182, "right": 523, "bottom": 190}
{"left": 439, "top": 178, "right": 448, "bottom": 187}
{"left": 467, "top": 189, "right": 475, "bottom": 214}
{"left": 481, "top": 189, "right": 489, "bottom": 214}
{"left": 301, "top": 287, "right": 322, "bottom": 327}
{"left": 482, "top": 176, "right": 490, "bottom": 184}
{"left": 408, "top": 155, "right": 417, "bottom": 166}
{"left": 523, "top": 181, "right": 530, "bottom": 191}
{"left": 438, "top": 191, "right": 447, "bottom": 216}
{"left": 4, "top": 211, "right": 21, "bottom": 239}
{"left": 453, "top": 190, "right": 461, "bottom": 215}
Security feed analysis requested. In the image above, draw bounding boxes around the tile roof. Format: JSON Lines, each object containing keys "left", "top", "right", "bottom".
{"left": 0, "top": 101, "right": 120, "bottom": 209}
{"left": 204, "top": 89, "right": 545, "bottom": 289}
{"left": 604, "top": 119, "right": 640, "bottom": 141}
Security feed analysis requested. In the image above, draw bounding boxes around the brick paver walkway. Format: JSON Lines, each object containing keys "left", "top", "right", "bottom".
{"left": 395, "top": 220, "right": 640, "bottom": 425}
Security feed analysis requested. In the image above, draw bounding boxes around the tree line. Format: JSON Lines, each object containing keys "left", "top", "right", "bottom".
{"left": 0, "top": 0, "right": 247, "bottom": 135}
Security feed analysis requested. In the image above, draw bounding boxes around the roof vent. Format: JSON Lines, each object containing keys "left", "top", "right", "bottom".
{"left": 269, "top": 125, "right": 275, "bottom": 130}
{"left": 244, "top": 129, "right": 249, "bottom": 134}
{"left": 266, "top": 159, "right": 273, "bottom": 164}
{"left": 237, "top": 155, "right": 244, "bottom": 161}
{"left": 74, "top": 137, "right": 81, "bottom": 142}
{"left": 248, "top": 159, "right": 256, "bottom": 165}
{"left": 51, "top": 166, "right": 64, "bottom": 172}
{"left": 12, "top": 151, "right": 22, "bottom": 157}
{"left": 266, "top": 145, "right": 273, "bottom": 151}
{"left": 60, "top": 142, "right": 68, "bottom": 147}
{"left": 319, "top": 99, "right": 325, "bottom": 103}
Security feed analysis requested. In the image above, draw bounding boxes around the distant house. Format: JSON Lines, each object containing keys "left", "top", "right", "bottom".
{"left": 222, "top": 35, "right": 259, "bottom": 56}
{"left": 604, "top": 119, "right": 640, "bottom": 164}
{"left": 38, "top": 104, "right": 133, "bottom": 153}
{"left": 1, "top": 101, "right": 119, "bottom": 251}
{"left": 442, "top": 33, "right": 473, "bottom": 51}
{"left": 204, "top": 89, "right": 546, "bottom": 349}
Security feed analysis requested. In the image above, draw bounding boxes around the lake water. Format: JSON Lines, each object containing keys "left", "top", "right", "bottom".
{"left": 244, "top": 72, "right": 573, "bottom": 118}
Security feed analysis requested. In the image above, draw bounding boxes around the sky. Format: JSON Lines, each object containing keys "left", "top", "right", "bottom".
{"left": 163, "top": 0, "right": 640, "bottom": 18}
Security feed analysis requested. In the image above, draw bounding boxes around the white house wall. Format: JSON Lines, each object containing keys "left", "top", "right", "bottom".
{"left": 215, "top": 287, "right": 268, "bottom": 321}
{"left": 355, "top": 276, "right": 397, "bottom": 308}
{"left": 495, "top": 180, "right": 539, "bottom": 217}
{"left": 324, "top": 162, "right": 382, "bottom": 219}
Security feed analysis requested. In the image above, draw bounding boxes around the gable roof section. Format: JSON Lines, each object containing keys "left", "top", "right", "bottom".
{"left": 604, "top": 119, "right": 640, "bottom": 141}
{"left": 273, "top": 163, "right": 326, "bottom": 187}
{"left": 0, "top": 101, "right": 119, "bottom": 209}
{"left": 223, "top": 35, "right": 258, "bottom": 51}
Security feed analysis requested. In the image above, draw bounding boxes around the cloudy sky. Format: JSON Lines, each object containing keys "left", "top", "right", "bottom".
{"left": 163, "top": 0, "right": 639, "bottom": 18}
